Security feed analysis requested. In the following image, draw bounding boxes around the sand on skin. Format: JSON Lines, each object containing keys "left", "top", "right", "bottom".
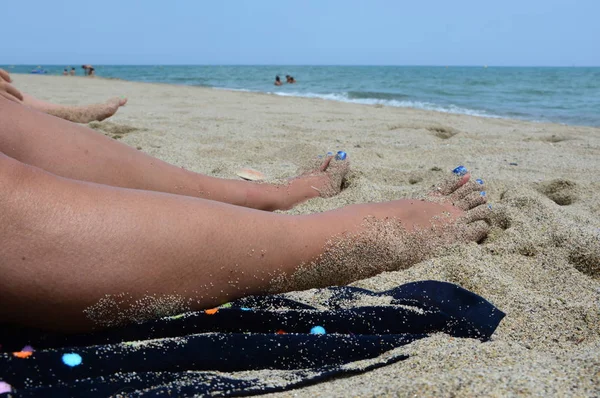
{"left": 13, "top": 74, "right": 600, "bottom": 397}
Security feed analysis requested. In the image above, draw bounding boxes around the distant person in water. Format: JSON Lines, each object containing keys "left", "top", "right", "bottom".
{"left": 274, "top": 75, "right": 283, "bottom": 86}
{"left": 70, "top": 67, "right": 76, "bottom": 76}
{"left": 63, "top": 69, "right": 68, "bottom": 76}
{"left": 81, "top": 65, "right": 94, "bottom": 76}
{"left": 286, "top": 75, "right": 296, "bottom": 84}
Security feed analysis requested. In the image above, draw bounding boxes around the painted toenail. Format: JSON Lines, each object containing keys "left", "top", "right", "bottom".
{"left": 480, "top": 191, "right": 486, "bottom": 196}
{"left": 476, "top": 179, "right": 484, "bottom": 185}
{"left": 335, "top": 151, "right": 347, "bottom": 160}
{"left": 452, "top": 166, "right": 468, "bottom": 176}
{"left": 326, "top": 151, "right": 334, "bottom": 156}
{"left": 488, "top": 204, "right": 492, "bottom": 209}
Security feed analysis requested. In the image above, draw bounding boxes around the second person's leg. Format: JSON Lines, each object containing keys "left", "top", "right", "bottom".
{"left": 0, "top": 96, "right": 348, "bottom": 211}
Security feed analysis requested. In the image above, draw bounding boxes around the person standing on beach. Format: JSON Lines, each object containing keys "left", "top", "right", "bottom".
{"left": 69, "top": 67, "right": 76, "bottom": 76}
{"left": 62, "top": 69, "right": 68, "bottom": 76}
{"left": 274, "top": 75, "right": 283, "bottom": 86}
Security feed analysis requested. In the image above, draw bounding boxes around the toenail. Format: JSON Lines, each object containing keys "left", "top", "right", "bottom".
{"left": 476, "top": 179, "right": 484, "bottom": 185}
{"left": 335, "top": 151, "right": 347, "bottom": 160}
{"left": 326, "top": 151, "right": 334, "bottom": 156}
{"left": 452, "top": 166, "right": 468, "bottom": 176}
{"left": 488, "top": 204, "right": 492, "bottom": 209}
{"left": 480, "top": 191, "right": 486, "bottom": 196}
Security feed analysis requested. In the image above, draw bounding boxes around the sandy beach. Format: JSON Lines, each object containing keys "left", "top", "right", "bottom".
{"left": 13, "top": 74, "right": 600, "bottom": 396}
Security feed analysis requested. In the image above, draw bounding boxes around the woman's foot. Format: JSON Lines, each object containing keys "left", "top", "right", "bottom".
{"left": 291, "top": 151, "right": 350, "bottom": 197}
{"left": 42, "top": 97, "right": 128, "bottom": 123}
{"left": 250, "top": 151, "right": 350, "bottom": 211}
{"left": 271, "top": 167, "right": 491, "bottom": 292}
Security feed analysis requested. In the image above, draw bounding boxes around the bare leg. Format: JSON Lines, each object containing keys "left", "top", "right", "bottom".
{"left": 0, "top": 97, "right": 348, "bottom": 211}
{"left": 21, "top": 93, "right": 128, "bottom": 123}
{"left": 0, "top": 152, "right": 488, "bottom": 332}
{"left": 0, "top": 69, "right": 127, "bottom": 123}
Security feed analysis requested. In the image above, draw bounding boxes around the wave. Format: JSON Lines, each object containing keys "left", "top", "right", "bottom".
{"left": 518, "top": 88, "right": 555, "bottom": 96}
{"left": 271, "top": 91, "right": 501, "bottom": 119}
{"left": 346, "top": 91, "right": 410, "bottom": 101}
{"left": 212, "top": 87, "right": 252, "bottom": 92}
{"left": 466, "top": 80, "right": 494, "bottom": 87}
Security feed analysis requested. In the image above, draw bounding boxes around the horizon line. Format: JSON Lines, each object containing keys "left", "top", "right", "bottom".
{"left": 2, "top": 63, "right": 599, "bottom": 68}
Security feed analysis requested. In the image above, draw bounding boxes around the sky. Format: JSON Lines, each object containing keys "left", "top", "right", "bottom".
{"left": 2, "top": 0, "right": 598, "bottom": 66}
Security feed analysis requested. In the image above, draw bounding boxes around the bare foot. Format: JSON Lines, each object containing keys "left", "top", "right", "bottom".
{"left": 38, "top": 97, "right": 128, "bottom": 123}
{"left": 94, "top": 97, "right": 128, "bottom": 122}
{"left": 425, "top": 165, "right": 488, "bottom": 210}
{"left": 272, "top": 167, "right": 490, "bottom": 291}
{"left": 273, "top": 151, "right": 350, "bottom": 210}
{"left": 296, "top": 151, "right": 350, "bottom": 196}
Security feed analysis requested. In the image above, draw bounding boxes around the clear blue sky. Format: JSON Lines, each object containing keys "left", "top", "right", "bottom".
{"left": 2, "top": 0, "right": 598, "bottom": 66}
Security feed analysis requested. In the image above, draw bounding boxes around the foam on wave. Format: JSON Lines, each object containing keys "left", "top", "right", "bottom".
{"left": 271, "top": 91, "right": 501, "bottom": 119}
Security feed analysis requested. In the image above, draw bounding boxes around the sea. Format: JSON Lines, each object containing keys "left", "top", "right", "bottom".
{"left": 5, "top": 65, "right": 600, "bottom": 127}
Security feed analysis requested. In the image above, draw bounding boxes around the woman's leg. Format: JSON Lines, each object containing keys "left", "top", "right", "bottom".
{"left": 21, "top": 93, "right": 128, "bottom": 123}
{"left": 0, "top": 69, "right": 127, "bottom": 123}
{"left": 0, "top": 151, "right": 488, "bottom": 332}
{"left": 0, "top": 96, "right": 348, "bottom": 211}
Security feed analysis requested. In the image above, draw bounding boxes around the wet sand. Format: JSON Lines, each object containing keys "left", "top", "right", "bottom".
{"left": 13, "top": 74, "right": 600, "bottom": 396}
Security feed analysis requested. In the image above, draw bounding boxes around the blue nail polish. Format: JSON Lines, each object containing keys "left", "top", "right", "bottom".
{"left": 317, "top": 155, "right": 323, "bottom": 159}
{"left": 326, "top": 151, "right": 334, "bottom": 156}
{"left": 476, "top": 178, "right": 484, "bottom": 185}
{"left": 452, "top": 166, "right": 468, "bottom": 176}
{"left": 480, "top": 191, "right": 486, "bottom": 196}
{"left": 335, "top": 151, "right": 347, "bottom": 160}
{"left": 488, "top": 204, "right": 492, "bottom": 209}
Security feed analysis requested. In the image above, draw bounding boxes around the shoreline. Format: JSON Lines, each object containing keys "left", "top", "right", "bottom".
{"left": 9, "top": 74, "right": 600, "bottom": 396}
{"left": 10, "top": 71, "right": 599, "bottom": 128}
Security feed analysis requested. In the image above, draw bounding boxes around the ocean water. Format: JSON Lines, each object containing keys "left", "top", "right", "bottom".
{"left": 5, "top": 65, "right": 600, "bottom": 127}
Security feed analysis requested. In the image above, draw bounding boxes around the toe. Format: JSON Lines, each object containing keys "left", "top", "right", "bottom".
{"left": 334, "top": 150, "right": 347, "bottom": 161}
{"left": 460, "top": 204, "right": 492, "bottom": 223}
{"left": 318, "top": 155, "right": 334, "bottom": 171}
{"left": 304, "top": 150, "right": 349, "bottom": 177}
{"left": 323, "top": 151, "right": 350, "bottom": 192}
{"left": 455, "top": 190, "right": 487, "bottom": 210}
{"left": 430, "top": 172, "right": 470, "bottom": 197}
{"left": 449, "top": 178, "right": 485, "bottom": 201}
{"left": 326, "top": 151, "right": 350, "bottom": 175}
{"left": 462, "top": 220, "right": 490, "bottom": 242}
{"left": 304, "top": 152, "right": 333, "bottom": 172}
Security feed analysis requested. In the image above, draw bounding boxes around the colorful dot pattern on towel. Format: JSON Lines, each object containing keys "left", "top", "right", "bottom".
{"left": 61, "top": 353, "right": 82, "bottom": 367}
{"left": 0, "top": 281, "right": 504, "bottom": 397}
